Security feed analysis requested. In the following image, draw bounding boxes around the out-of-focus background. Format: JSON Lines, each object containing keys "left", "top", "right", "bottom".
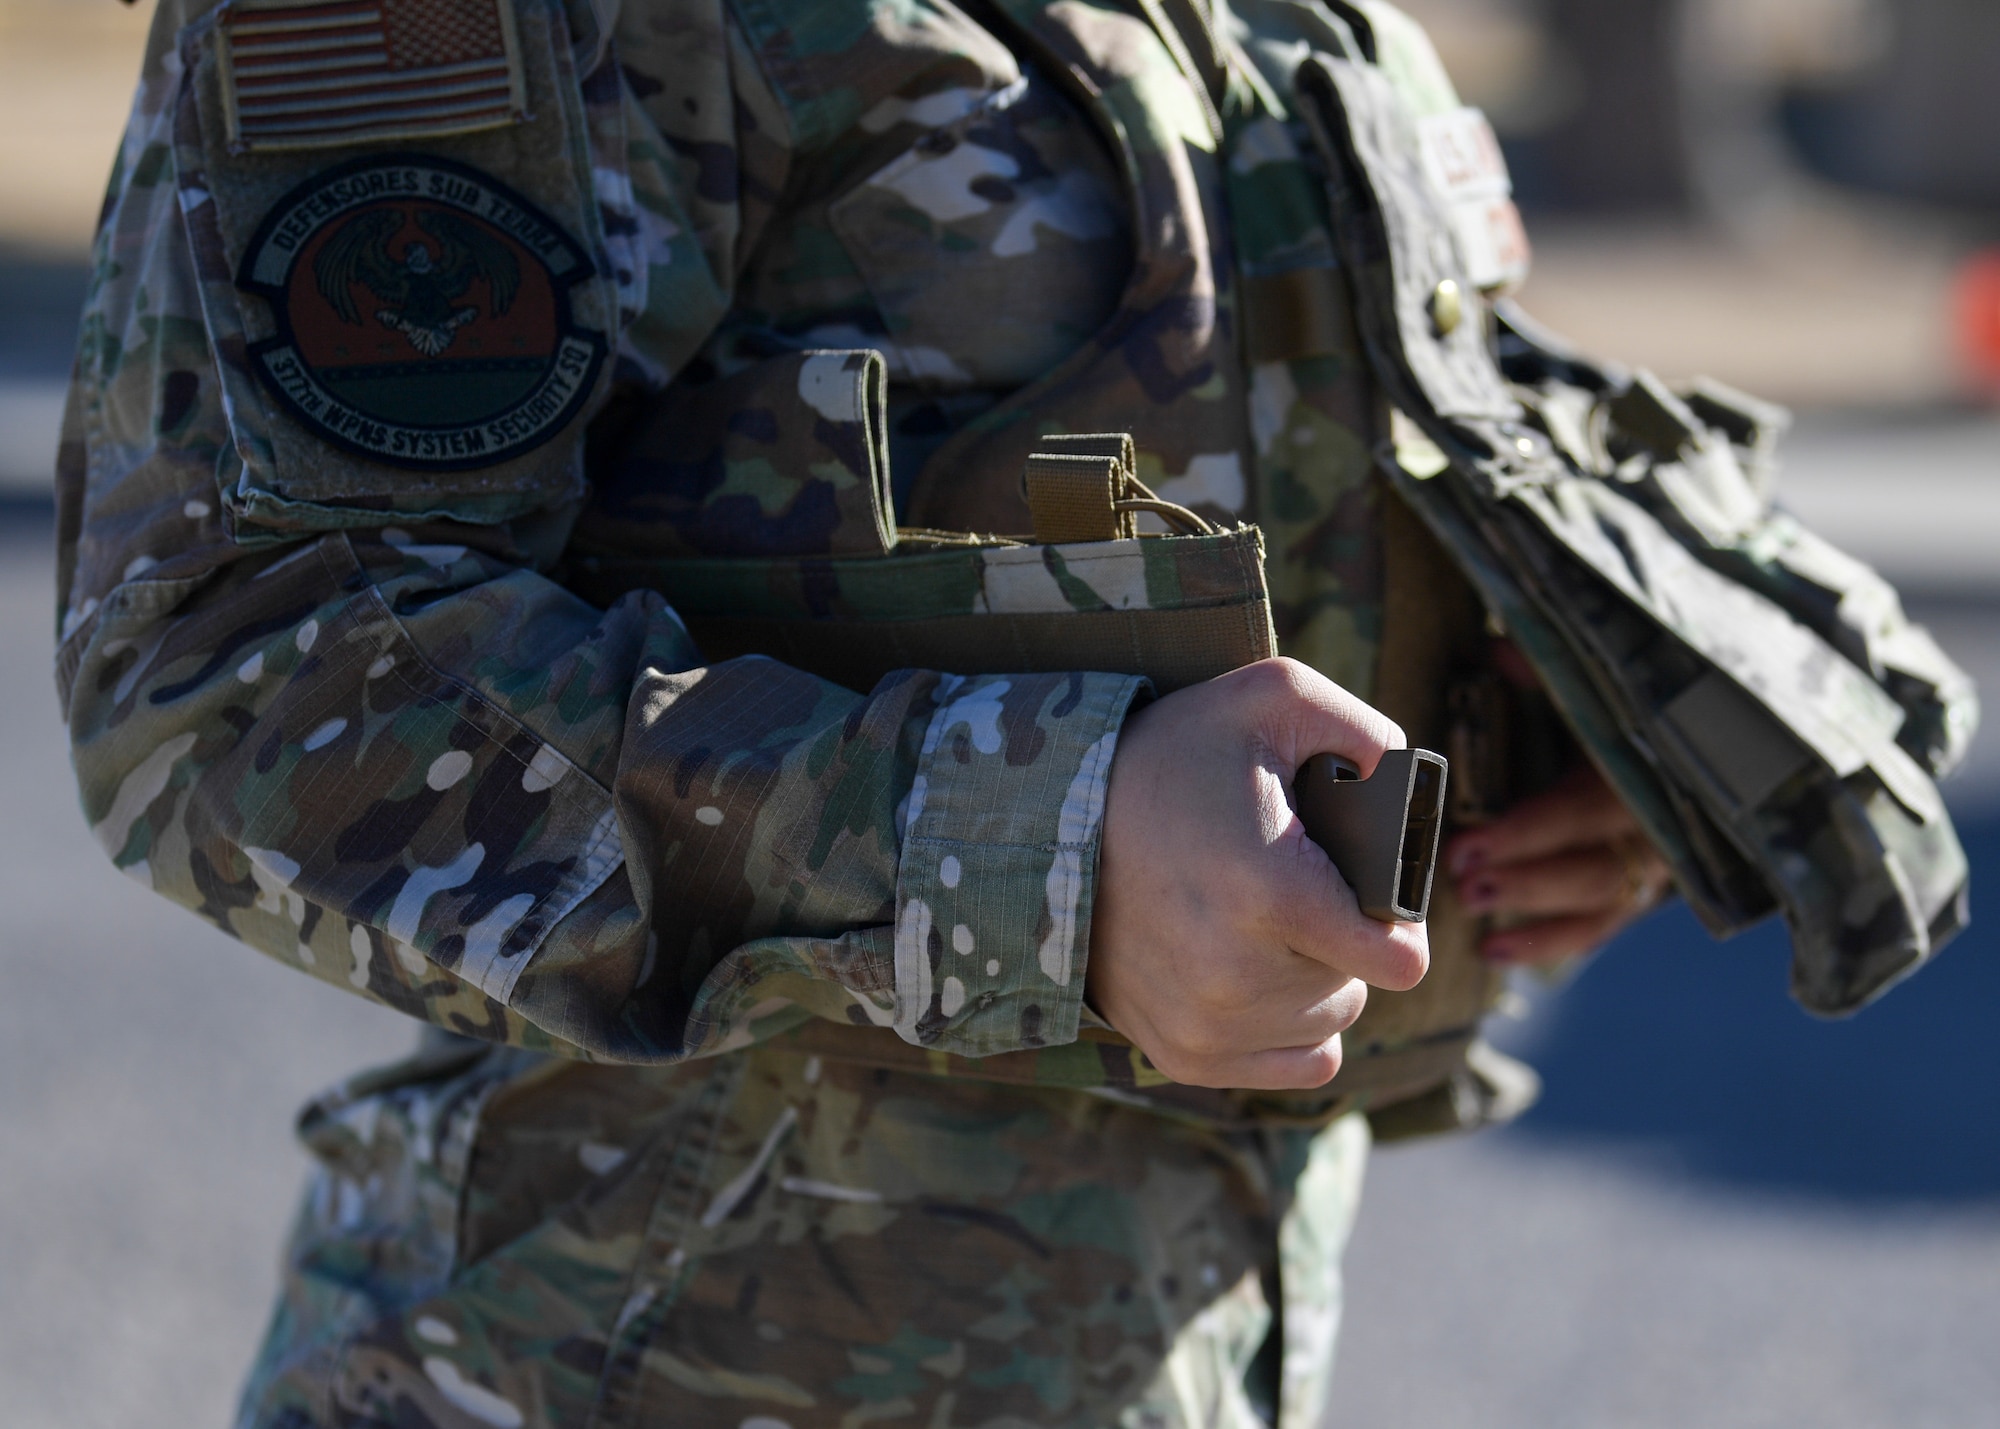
{"left": 0, "top": 1, "right": 1994, "bottom": 1425}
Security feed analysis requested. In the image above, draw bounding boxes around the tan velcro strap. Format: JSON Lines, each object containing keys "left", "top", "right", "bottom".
{"left": 1024, "top": 433, "right": 1221, "bottom": 542}
{"left": 1024, "top": 450, "right": 1136, "bottom": 543}
{"left": 1033, "top": 431, "right": 1138, "bottom": 469}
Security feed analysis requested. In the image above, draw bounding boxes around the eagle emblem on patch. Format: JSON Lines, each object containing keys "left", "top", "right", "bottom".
{"left": 217, "top": 0, "right": 527, "bottom": 153}
{"left": 238, "top": 155, "right": 607, "bottom": 470}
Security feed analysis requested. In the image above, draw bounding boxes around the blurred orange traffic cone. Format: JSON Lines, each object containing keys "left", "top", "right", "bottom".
{"left": 1954, "top": 248, "right": 2000, "bottom": 398}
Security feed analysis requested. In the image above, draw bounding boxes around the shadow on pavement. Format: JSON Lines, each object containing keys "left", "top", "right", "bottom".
{"left": 0, "top": 498, "right": 54, "bottom": 532}
{"left": 1497, "top": 809, "right": 2000, "bottom": 1202}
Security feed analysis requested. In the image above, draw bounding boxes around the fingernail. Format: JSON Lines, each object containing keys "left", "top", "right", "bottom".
{"left": 1482, "top": 939, "right": 1516, "bottom": 963}
{"left": 1462, "top": 878, "right": 1499, "bottom": 912}
{"left": 1449, "top": 843, "right": 1487, "bottom": 876}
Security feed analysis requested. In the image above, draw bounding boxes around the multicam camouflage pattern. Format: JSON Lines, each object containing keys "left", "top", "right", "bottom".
{"left": 576, "top": 528, "right": 1275, "bottom": 623}
{"left": 60, "top": 0, "right": 1979, "bottom": 1418}
{"left": 239, "top": 1037, "right": 1369, "bottom": 1429}
{"left": 57, "top": 0, "right": 1424, "bottom": 1424}
{"left": 577, "top": 348, "right": 900, "bottom": 560}
{"left": 67, "top": 0, "right": 1237, "bottom": 1071}
{"left": 570, "top": 525, "right": 1285, "bottom": 703}
{"left": 67, "top": 497, "right": 1147, "bottom": 1063}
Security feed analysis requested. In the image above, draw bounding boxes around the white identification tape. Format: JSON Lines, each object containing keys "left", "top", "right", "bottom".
{"left": 1416, "top": 106, "right": 1531, "bottom": 292}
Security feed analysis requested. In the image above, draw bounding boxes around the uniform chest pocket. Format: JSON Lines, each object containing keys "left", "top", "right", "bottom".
{"left": 829, "top": 71, "right": 1132, "bottom": 395}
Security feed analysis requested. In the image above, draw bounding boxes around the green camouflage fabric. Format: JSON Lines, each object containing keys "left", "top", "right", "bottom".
{"left": 569, "top": 524, "right": 1287, "bottom": 712}
{"left": 1292, "top": 37, "right": 1976, "bottom": 1011}
{"left": 575, "top": 349, "right": 901, "bottom": 560}
{"left": 579, "top": 531, "right": 1273, "bottom": 625}
{"left": 64, "top": 0, "right": 1174, "bottom": 1073}
{"left": 238, "top": 1034, "right": 1370, "bottom": 1429}
{"left": 55, "top": 1, "right": 1424, "bottom": 1425}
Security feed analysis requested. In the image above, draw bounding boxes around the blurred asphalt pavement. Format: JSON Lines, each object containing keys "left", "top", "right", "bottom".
{"left": 2, "top": 255, "right": 1997, "bottom": 1426}
{"left": 0, "top": 514, "right": 414, "bottom": 1428}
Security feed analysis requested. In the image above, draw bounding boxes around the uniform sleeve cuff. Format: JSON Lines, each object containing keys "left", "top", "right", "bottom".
{"left": 892, "top": 671, "right": 1147, "bottom": 1057}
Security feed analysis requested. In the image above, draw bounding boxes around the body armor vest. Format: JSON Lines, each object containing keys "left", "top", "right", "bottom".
{"left": 572, "top": 0, "right": 1972, "bottom": 1134}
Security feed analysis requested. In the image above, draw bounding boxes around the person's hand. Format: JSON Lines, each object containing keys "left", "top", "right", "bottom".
{"left": 1445, "top": 762, "right": 1670, "bottom": 966}
{"left": 1089, "top": 659, "right": 1431, "bottom": 1092}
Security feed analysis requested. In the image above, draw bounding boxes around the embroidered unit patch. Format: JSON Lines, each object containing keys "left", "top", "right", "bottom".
{"left": 217, "top": 0, "right": 527, "bottom": 153}
{"left": 237, "top": 155, "right": 607, "bottom": 471}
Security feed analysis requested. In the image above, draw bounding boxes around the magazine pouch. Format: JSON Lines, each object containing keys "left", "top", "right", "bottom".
{"left": 571, "top": 431, "right": 1280, "bottom": 698}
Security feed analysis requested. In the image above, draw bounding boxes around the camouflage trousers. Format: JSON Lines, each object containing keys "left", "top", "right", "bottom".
{"left": 235, "top": 1036, "right": 1371, "bottom": 1429}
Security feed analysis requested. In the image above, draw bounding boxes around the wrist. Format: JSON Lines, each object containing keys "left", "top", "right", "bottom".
{"left": 890, "top": 670, "right": 1147, "bottom": 1057}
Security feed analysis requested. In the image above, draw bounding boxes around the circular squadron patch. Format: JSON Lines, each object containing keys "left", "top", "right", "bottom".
{"left": 238, "top": 155, "right": 607, "bottom": 471}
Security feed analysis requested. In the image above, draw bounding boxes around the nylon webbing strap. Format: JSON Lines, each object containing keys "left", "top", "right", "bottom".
{"left": 1025, "top": 433, "right": 1218, "bottom": 542}
{"left": 1024, "top": 453, "right": 1134, "bottom": 543}
{"left": 1035, "top": 431, "right": 1138, "bottom": 468}
{"left": 1131, "top": 0, "right": 1225, "bottom": 144}
{"left": 1024, "top": 434, "right": 1143, "bottom": 543}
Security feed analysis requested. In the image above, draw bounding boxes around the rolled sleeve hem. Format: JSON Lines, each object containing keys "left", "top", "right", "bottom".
{"left": 891, "top": 671, "right": 1147, "bottom": 1058}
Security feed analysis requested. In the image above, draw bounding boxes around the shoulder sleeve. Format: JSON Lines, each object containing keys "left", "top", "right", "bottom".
{"left": 58, "top": 0, "right": 1143, "bottom": 1064}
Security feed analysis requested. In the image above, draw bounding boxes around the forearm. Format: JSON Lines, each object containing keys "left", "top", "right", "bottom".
{"left": 62, "top": 515, "right": 1141, "bottom": 1061}
{"left": 56, "top": 0, "right": 1143, "bottom": 1064}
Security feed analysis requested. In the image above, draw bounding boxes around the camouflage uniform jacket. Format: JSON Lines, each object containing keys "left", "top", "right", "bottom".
{"left": 57, "top": 0, "right": 1462, "bottom": 1425}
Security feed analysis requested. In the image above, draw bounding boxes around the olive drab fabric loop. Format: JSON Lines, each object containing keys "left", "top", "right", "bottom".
{"left": 1024, "top": 433, "right": 1218, "bottom": 543}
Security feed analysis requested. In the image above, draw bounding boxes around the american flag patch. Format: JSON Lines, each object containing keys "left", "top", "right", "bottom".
{"left": 218, "top": 0, "right": 527, "bottom": 153}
